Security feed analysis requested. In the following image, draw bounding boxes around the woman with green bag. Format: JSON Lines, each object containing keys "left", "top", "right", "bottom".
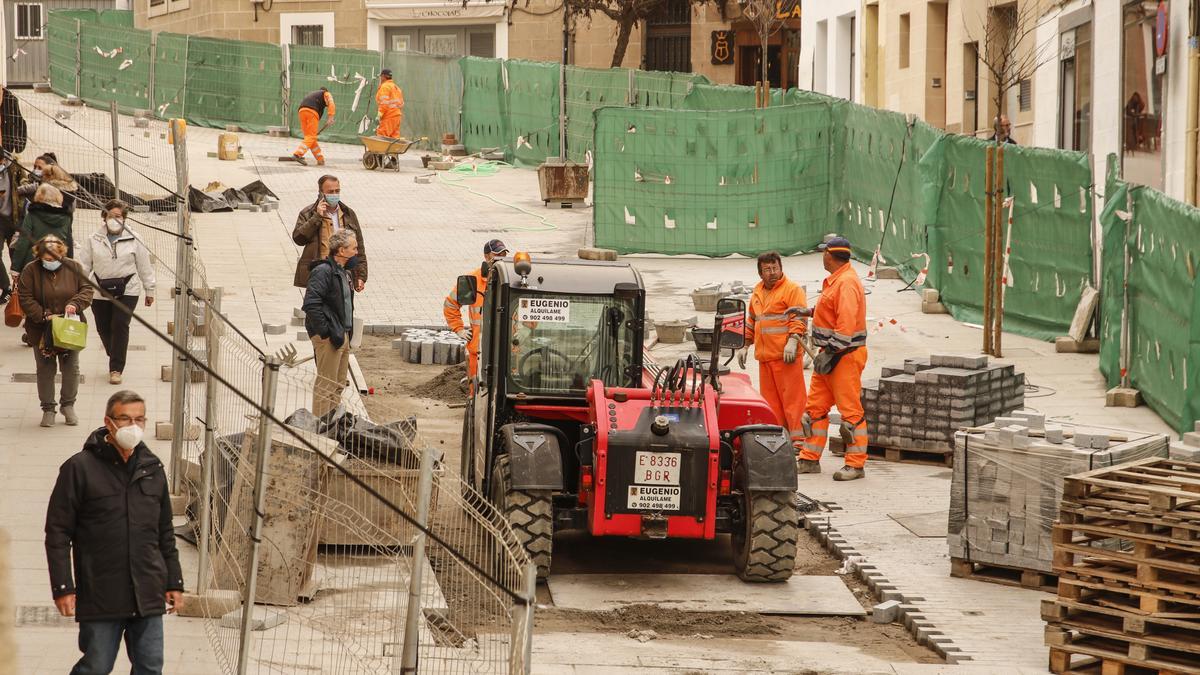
{"left": 17, "top": 234, "right": 93, "bottom": 427}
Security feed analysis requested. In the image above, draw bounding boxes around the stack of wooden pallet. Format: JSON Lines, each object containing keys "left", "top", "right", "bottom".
{"left": 1043, "top": 457, "right": 1200, "bottom": 674}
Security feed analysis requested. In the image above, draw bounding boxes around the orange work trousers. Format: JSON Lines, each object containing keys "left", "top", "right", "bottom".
{"left": 759, "top": 359, "right": 807, "bottom": 453}
{"left": 377, "top": 112, "right": 402, "bottom": 139}
{"left": 294, "top": 108, "right": 325, "bottom": 162}
{"left": 800, "top": 347, "right": 869, "bottom": 468}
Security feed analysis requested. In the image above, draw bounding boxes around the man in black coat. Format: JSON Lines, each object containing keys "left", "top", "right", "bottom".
{"left": 45, "top": 390, "right": 184, "bottom": 675}
{"left": 303, "top": 227, "right": 359, "bottom": 417}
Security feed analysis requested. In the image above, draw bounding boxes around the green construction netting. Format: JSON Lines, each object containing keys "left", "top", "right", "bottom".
{"left": 183, "top": 36, "right": 284, "bottom": 132}
{"left": 459, "top": 57, "right": 508, "bottom": 156}
{"left": 920, "top": 135, "right": 1094, "bottom": 340}
{"left": 96, "top": 9, "right": 135, "bottom": 27}
{"left": 77, "top": 22, "right": 151, "bottom": 111}
{"left": 504, "top": 60, "right": 560, "bottom": 166}
{"left": 564, "top": 66, "right": 630, "bottom": 163}
{"left": 383, "top": 51, "right": 462, "bottom": 144}
{"left": 150, "top": 33, "right": 187, "bottom": 119}
{"left": 633, "top": 71, "right": 707, "bottom": 109}
{"left": 593, "top": 104, "right": 831, "bottom": 256}
{"left": 1099, "top": 155, "right": 1200, "bottom": 433}
{"left": 47, "top": 11, "right": 87, "bottom": 97}
{"left": 289, "top": 45, "right": 382, "bottom": 145}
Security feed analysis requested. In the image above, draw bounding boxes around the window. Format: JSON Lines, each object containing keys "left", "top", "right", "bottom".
{"left": 645, "top": 0, "right": 692, "bottom": 73}
{"left": 899, "top": 13, "right": 910, "bottom": 69}
{"left": 291, "top": 25, "right": 324, "bottom": 46}
{"left": 1018, "top": 78, "right": 1031, "bottom": 112}
{"left": 1121, "top": 1, "right": 1164, "bottom": 190}
{"left": 15, "top": 3, "right": 43, "bottom": 41}
{"left": 1059, "top": 23, "right": 1092, "bottom": 152}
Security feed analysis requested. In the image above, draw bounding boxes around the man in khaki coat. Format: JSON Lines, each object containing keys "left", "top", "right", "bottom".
{"left": 293, "top": 175, "right": 368, "bottom": 291}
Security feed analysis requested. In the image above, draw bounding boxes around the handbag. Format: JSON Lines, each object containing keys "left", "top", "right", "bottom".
{"left": 50, "top": 315, "right": 87, "bottom": 351}
{"left": 4, "top": 287, "right": 21, "bottom": 327}
{"left": 95, "top": 274, "right": 133, "bottom": 298}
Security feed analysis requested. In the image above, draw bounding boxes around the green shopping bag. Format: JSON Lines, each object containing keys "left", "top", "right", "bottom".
{"left": 51, "top": 315, "right": 87, "bottom": 351}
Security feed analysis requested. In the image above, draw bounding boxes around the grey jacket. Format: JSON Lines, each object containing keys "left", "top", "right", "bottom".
{"left": 76, "top": 226, "right": 156, "bottom": 300}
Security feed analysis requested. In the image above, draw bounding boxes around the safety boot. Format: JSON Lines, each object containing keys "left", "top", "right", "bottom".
{"left": 796, "top": 459, "right": 822, "bottom": 474}
{"left": 832, "top": 466, "right": 865, "bottom": 482}
{"left": 316, "top": 158, "right": 326, "bottom": 166}
{"left": 290, "top": 154, "right": 307, "bottom": 166}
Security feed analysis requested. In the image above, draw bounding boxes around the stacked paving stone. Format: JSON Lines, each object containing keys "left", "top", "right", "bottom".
{"left": 865, "top": 354, "right": 1025, "bottom": 455}
{"left": 1168, "top": 421, "right": 1200, "bottom": 461}
{"left": 392, "top": 328, "right": 467, "bottom": 365}
{"left": 949, "top": 419, "right": 1169, "bottom": 574}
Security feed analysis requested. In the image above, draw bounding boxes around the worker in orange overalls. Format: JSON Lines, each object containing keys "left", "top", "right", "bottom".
{"left": 375, "top": 69, "right": 405, "bottom": 139}
{"left": 290, "top": 87, "right": 336, "bottom": 166}
{"left": 444, "top": 239, "right": 508, "bottom": 383}
{"left": 736, "top": 251, "right": 808, "bottom": 455}
{"left": 795, "top": 236, "right": 869, "bottom": 482}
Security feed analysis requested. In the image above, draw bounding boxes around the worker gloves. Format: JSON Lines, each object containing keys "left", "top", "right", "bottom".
{"left": 736, "top": 346, "right": 749, "bottom": 370}
{"left": 782, "top": 335, "right": 801, "bottom": 364}
{"left": 455, "top": 328, "right": 471, "bottom": 341}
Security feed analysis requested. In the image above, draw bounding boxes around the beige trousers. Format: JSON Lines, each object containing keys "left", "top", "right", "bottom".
{"left": 311, "top": 336, "right": 351, "bottom": 416}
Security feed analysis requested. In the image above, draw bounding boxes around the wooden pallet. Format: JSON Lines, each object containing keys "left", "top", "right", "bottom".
{"left": 1056, "top": 573, "right": 1200, "bottom": 615}
{"left": 1043, "top": 598, "right": 1200, "bottom": 644}
{"left": 950, "top": 556, "right": 1058, "bottom": 593}
{"left": 1062, "top": 458, "right": 1200, "bottom": 524}
{"left": 1046, "top": 617, "right": 1200, "bottom": 674}
{"left": 1051, "top": 520, "right": 1200, "bottom": 598}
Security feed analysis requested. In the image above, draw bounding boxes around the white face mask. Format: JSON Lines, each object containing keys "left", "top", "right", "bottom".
{"left": 106, "top": 219, "right": 124, "bottom": 234}
{"left": 113, "top": 423, "right": 144, "bottom": 451}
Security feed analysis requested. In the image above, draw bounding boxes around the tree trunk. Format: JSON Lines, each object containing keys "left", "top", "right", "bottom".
{"left": 611, "top": 16, "right": 635, "bottom": 68}
{"left": 760, "top": 32, "right": 770, "bottom": 108}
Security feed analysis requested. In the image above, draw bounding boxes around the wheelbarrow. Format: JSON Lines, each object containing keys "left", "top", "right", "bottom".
{"left": 359, "top": 135, "right": 425, "bottom": 171}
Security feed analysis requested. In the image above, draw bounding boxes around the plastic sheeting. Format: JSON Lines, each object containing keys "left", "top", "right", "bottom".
{"left": 593, "top": 104, "right": 832, "bottom": 256}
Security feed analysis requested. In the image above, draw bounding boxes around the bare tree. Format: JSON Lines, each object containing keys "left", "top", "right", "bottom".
{"left": 562, "top": 0, "right": 664, "bottom": 68}
{"left": 736, "top": 0, "right": 787, "bottom": 106}
{"left": 970, "top": 2, "right": 1056, "bottom": 141}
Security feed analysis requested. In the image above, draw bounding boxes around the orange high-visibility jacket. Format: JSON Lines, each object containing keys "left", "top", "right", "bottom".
{"left": 376, "top": 81, "right": 405, "bottom": 114}
{"left": 443, "top": 267, "right": 487, "bottom": 349}
{"left": 811, "top": 264, "right": 867, "bottom": 351}
{"left": 747, "top": 275, "right": 807, "bottom": 362}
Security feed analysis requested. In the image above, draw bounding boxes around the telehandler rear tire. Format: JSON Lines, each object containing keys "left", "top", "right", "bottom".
{"left": 490, "top": 454, "right": 553, "bottom": 579}
{"left": 732, "top": 490, "right": 798, "bottom": 582}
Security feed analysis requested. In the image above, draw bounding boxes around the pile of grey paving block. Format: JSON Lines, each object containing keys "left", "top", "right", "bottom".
{"left": 1169, "top": 422, "right": 1200, "bottom": 461}
{"left": 864, "top": 354, "right": 1025, "bottom": 454}
{"left": 949, "top": 418, "right": 1169, "bottom": 573}
{"left": 392, "top": 328, "right": 467, "bottom": 365}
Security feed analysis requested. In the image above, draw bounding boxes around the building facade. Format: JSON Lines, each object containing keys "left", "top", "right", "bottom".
{"left": 3, "top": 0, "right": 116, "bottom": 85}
{"left": 798, "top": 0, "right": 859, "bottom": 101}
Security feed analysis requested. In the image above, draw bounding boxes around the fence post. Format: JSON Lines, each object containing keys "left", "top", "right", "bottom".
{"left": 235, "top": 355, "right": 281, "bottom": 675}
{"left": 168, "top": 118, "right": 192, "bottom": 495}
{"left": 281, "top": 43, "right": 291, "bottom": 128}
{"left": 1119, "top": 191, "right": 1134, "bottom": 390}
{"left": 110, "top": 100, "right": 121, "bottom": 199}
{"left": 627, "top": 68, "right": 635, "bottom": 106}
{"left": 508, "top": 563, "right": 536, "bottom": 675}
{"left": 196, "top": 287, "right": 222, "bottom": 594}
{"left": 148, "top": 33, "right": 158, "bottom": 116}
{"left": 398, "top": 443, "right": 435, "bottom": 674}
{"left": 182, "top": 37, "right": 190, "bottom": 120}
{"left": 74, "top": 20, "right": 81, "bottom": 99}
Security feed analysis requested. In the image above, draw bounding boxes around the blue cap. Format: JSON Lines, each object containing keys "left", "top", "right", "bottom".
{"left": 484, "top": 239, "right": 508, "bottom": 255}
{"left": 818, "top": 236, "right": 852, "bottom": 260}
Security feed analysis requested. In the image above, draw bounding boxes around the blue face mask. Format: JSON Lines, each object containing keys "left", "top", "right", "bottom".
{"left": 344, "top": 255, "right": 360, "bottom": 270}
{"left": 324, "top": 194, "right": 341, "bottom": 207}
{"left": 42, "top": 259, "right": 62, "bottom": 271}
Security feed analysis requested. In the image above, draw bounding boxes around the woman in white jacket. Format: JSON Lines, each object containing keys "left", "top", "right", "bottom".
{"left": 77, "top": 200, "right": 156, "bottom": 385}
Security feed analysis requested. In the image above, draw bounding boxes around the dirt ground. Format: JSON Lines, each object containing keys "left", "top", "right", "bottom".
{"left": 352, "top": 335, "right": 941, "bottom": 665}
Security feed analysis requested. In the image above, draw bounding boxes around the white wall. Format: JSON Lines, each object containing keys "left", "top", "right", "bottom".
{"left": 799, "top": 0, "right": 859, "bottom": 102}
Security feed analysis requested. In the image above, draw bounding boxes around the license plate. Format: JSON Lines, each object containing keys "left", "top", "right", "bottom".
{"left": 627, "top": 485, "right": 681, "bottom": 511}
{"left": 634, "top": 451, "right": 681, "bottom": 485}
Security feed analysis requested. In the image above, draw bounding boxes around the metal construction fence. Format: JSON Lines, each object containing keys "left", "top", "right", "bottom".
{"left": 11, "top": 89, "right": 535, "bottom": 674}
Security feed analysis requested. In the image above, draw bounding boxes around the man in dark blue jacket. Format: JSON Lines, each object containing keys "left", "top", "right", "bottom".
{"left": 303, "top": 227, "right": 359, "bottom": 416}
{"left": 45, "top": 389, "right": 184, "bottom": 675}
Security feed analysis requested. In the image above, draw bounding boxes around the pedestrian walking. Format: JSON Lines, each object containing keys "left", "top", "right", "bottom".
{"left": 11, "top": 183, "right": 74, "bottom": 274}
{"left": 375, "top": 69, "right": 405, "bottom": 139}
{"left": 290, "top": 87, "right": 336, "bottom": 166}
{"left": 292, "top": 175, "right": 367, "bottom": 290}
{"left": 18, "top": 234, "right": 92, "bottom": 427}
{"left": 0, "top": 154, "right": 30, "bottom": 304}
{"left": 45, "top": 389, "right": 185, "bottom": 675}
{"left": 795, "top": 236, "right": 869, "bottom": 481}
{"left": 77, "top": 200, "right": 156, "bottom": 385}
{"left": 443, "top": 239, "right": 507, "bottom": 382}
{"left": 303, "top": 228, "right": 359, "bottom": 416}
{"left": 736, "top": 251, "right": 809, "bottom": 455}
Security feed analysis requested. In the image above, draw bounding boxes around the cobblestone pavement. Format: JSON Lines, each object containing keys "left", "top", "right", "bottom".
{"left": 1, "top": 91, "right": 1180, "bottom": 673}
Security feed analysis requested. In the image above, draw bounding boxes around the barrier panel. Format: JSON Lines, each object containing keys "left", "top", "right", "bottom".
{"left": 383, "top": 51, "right": 463, "bottom": 144}
{"left": 47, "top": 12, "right": 86, "bottom": 97}
{"left": 289, "top": 45, "right": 382, "bottom": 145}
{"left": 593, "top": 103, "right": 832, "bottom": 256}
{"left": 78, "top": 22, "right": 151, "bottom": 111}
{"left": 564, "top": 66, "right": 630, "bottom": 163}
{"left": 1099, "top": 155, "right": 1200, "bottom": 433}
{"left": 459, "top": 57, "right": 508, "bottom": 156}
{"left": 504, "top": 59, "right": 560, "bottom": 166}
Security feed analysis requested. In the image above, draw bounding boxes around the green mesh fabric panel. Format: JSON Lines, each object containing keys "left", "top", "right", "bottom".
{"left": 1098, "top": 155, "right": 1126, "bottom": 390}
{"left": 633, "top": 71, "right": 706, "bottom": 108}
{"left": 47, "top": 11, "right": 89, "bottom": 97}
{"left": 77, "top": 22, "right": 150, "bottom": 111}
{"left": 564, "top": 66, "right": 630, "bottom": 162}
{"left": 96, "top": 9, "right": 134, "bottom": 27}
{"left": 150, "top": 33, "right": 186, "bottom": 120}
{"left": 504, "top": 59, "right": 560, "bottom": 166}
{"left": 183, "top": 37, "right": 285, "bottom": 132}
{"left": 288, "top": 46, "right": 382, "bottom": 144}
{"left": 921, "top": 136, "right": 1094, "bottom": 341}
{"left": 459, "top": 57, "right": 508, "bottom": 155}
{"left": 1099, "top": 155, "right": 1200, "bottom": 433}
{"left": 593, "top": 104, "right": 831, "bottom": 256}
{"left": 383, "top": 51, "right": 462, "bottom": 144}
